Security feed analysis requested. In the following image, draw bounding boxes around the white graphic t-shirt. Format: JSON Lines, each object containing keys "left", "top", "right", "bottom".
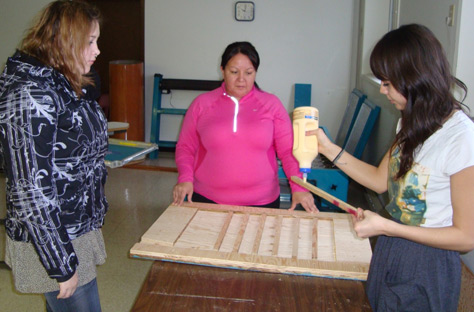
{"left": 386, "top": 111, "right": 474, "bottom": 227}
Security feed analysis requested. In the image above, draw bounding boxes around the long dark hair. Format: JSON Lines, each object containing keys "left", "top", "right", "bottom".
{"left": 370, "top": 24, "right": 467, "bottom": 179}
{"left": 221, "top": 41, "right": 260, "bottom": 89}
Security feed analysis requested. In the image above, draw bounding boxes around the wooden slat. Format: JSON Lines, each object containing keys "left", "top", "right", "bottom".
{"left": 214, "top": 211, "right": 234, "bottom": 251}
{"left": 233, "top": 213, "right": 250, "bottom": 253}
{"left": 272, "top": 215, "right": 283, "bottom": 257}
{"left": 258, "top": 216, "right": 277, "bottom": 256}
{"left": 182, "top": 201, "right": 345, "bottom": 218}
{"left": 140, "top": 205, "right": 198, "bottom": 246}
{"left": 291, "top": 176, "right": 358, "bottom": 216}
{"left": 312, "top": 218, "right": 318, "bottom": 260}
{"left": 252, "top": 214, "right": 267, "bottom": 254}
{"left": 292, "top": 217, "right": 300, "bottom": 259}
{"left": 332, "top": 219, "right": 338, "bottom": 261}
{"left": 219, "top": 213, "right": 244, "bottom": 252}
{"left": 174, "top": 210, "right": 227, "bottom": 250}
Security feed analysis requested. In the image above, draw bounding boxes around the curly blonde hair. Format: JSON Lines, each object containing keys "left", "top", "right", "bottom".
{"left": 20, "top": 0, "right": 101, "bottom": 96}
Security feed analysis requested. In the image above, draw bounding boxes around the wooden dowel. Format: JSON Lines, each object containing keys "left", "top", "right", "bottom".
{"left": 291, "top": 176, "right": 358, "bottom": 216}
{"left": 292, "top": 217, "right": 300, "bottom": 259}
{"left": 331, "top": 219, "right": 337, "bottom": 261}
{"left": 213, "top": 211, "right": 234, "bottom": 251}
{"left": 233, "top": 213, "right": 249, "bottom": 253}
{"left": 252, "top": 214, "right": 267, "bottom": 254}
{"left": 172, "top": 206, "right": 199, "bottom": 246}
{"left": 272, "top": 215, "right": 283, "bottom": 256}
{"left": 312, "top": 218, "right": 318, "bottom": 260}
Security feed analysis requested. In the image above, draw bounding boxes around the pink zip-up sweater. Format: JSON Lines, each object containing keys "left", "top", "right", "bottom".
{"left": 176, "top": 83, "right": 307, "bottom": 206}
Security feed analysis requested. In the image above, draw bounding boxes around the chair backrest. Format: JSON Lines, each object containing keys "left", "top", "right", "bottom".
{"left": 335, "top": 89, "right": 366, "bottom": 147}
{"left": 294, "top": 84, "right": 312, "bottom": 108}
{"left": 343, "top": 97, "right": 380, "bottom": 159}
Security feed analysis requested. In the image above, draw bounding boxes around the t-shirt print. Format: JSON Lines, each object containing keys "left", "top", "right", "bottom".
{"left": 386, "top": 148, "right": 430, "bottom": 226}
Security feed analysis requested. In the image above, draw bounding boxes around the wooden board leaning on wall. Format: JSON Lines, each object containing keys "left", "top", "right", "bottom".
{"left": 130, "top": 202, "right": 372, "bottom": 280}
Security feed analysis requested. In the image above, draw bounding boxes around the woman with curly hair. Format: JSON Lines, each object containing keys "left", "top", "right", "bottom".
{"left": 0, "top": 1, "right": 107, "bottom": 311}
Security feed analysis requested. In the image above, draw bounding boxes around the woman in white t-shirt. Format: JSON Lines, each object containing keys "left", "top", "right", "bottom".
{"left": 312, "top": 24, "right": 474, "bottom": 311}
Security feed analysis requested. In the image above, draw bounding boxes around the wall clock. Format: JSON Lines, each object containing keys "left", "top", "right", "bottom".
{"left": 235, "top": 1, "right": 255, "bottom": 22}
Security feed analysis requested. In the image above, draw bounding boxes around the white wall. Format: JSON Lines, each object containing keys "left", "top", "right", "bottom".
{"left": 358, "top": 0, "right": 391, "bottom": 78}
{"left": 358, "top": 0, "right": 396, "bottom": 165}
{"left": 456, "top": 0, "right": 474, "bottom": 111}
{"left": 145, "top": 0, "right": 358, "bottom": 142}
{"left": 390, "top": 0, "right": 473, "bottom": 111}
{"left": 0, "top": 0, "right": 51, "bottom": 69}
{"left": 397, "top": 0, "right": 461, "bottom": 71}
{"left": 358, "top": 0, "right": 474, "bottom": 165}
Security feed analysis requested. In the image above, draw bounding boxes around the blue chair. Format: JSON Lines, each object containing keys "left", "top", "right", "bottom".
{"left": 343, "top": 97, "right": 380, "bottom": 159}
{"left": 294, "top": 84, "right": 312, "bottom": 108}
{"left": 280, "top": 89, "right": 380, "bottom": 211}
{"left": 334, "top": 89, "right": 366, "bottom": 148}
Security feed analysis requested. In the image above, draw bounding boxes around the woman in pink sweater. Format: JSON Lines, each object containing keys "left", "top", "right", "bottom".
{"left": 172, "top": 42, "right": 317, "bottom": 212}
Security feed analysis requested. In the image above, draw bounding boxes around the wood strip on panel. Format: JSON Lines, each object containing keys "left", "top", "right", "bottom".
{"left": 292, "top": 217, "right": 300, "bottom": 259}
{"left": 182, "top": 201, "right": 332, "bottom": 218}
{"left": 252, "top": 214, "right": 267, "bottom": 254}
{"left": 312, "top": 218, "right": 318, "bottom": 260}
{"left": 233, "top": 213, "right": 250, "bottom": 253}
{"left": 272, "top": 215, "right": 283, "bottom": 256}
{"left": 214, "top": 211, "right": 234, "bottom": 251}
{"left": 331, "top": 219, "right": 337, "bottom": 261}
{"left": 140, "top": 205, "right": 198, "bottom": 246}
{"left": 173, "top": 207, "right": 201, "bottom": 246}
{"left": 290, "top": 176, "right": 358, "bottom": 217}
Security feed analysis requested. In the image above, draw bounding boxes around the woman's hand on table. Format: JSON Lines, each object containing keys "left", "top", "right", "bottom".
{"left": 172, "top": 182, "right": 194, "bottom": 206}
{"left": 289, "top": 191, "right": 319, "bottom": 213}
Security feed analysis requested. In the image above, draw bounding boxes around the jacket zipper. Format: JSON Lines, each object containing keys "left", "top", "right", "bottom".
{"left": 224, "top": 93, "right": 239, "bottom": 133}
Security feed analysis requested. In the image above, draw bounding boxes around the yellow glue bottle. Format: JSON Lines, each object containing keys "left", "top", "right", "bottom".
{"left": 292, "top": 106, "right": 319, "bottom": 182}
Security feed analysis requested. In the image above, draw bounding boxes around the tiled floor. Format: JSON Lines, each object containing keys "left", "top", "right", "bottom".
{"left": 0, "top": 154, "right": 373, "bottom": 312}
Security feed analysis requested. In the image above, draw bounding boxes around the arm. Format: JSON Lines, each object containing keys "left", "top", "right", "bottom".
{"left": 173, "top": 99, "right": 201, "bottom": 205}
{"left": 313, "top": 128, "right": 389, "bottom": 194}
{"left": 2, "top": 86, "right": 78, "bottom": 284}
{"left": 352, "top": 165, "right": 474, "bottom": 252}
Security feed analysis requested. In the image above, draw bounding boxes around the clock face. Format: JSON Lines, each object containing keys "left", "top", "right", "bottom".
{"left": 235, "top": 1, "right": 254, "bottom": 21}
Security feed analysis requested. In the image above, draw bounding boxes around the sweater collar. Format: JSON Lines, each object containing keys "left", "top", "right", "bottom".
{"left": 220, "top": 82, "right": 256, "bottom": 102}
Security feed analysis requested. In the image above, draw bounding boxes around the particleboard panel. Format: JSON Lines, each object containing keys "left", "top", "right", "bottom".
{"left": 130, "top": 202, "right": 372, "bottom": 280}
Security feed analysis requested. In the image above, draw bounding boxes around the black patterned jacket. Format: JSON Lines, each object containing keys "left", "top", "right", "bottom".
{"left": 0, "top": 51, "right": 108, "bottom": 282}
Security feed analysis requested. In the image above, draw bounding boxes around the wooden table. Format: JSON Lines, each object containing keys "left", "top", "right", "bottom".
{"left": 131, "top": 260, "right": 372, "bottom": 312}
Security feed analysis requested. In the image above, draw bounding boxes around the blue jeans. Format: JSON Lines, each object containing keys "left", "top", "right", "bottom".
{"left": 44, "top": 278, "right": 101, "bottom": 312}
